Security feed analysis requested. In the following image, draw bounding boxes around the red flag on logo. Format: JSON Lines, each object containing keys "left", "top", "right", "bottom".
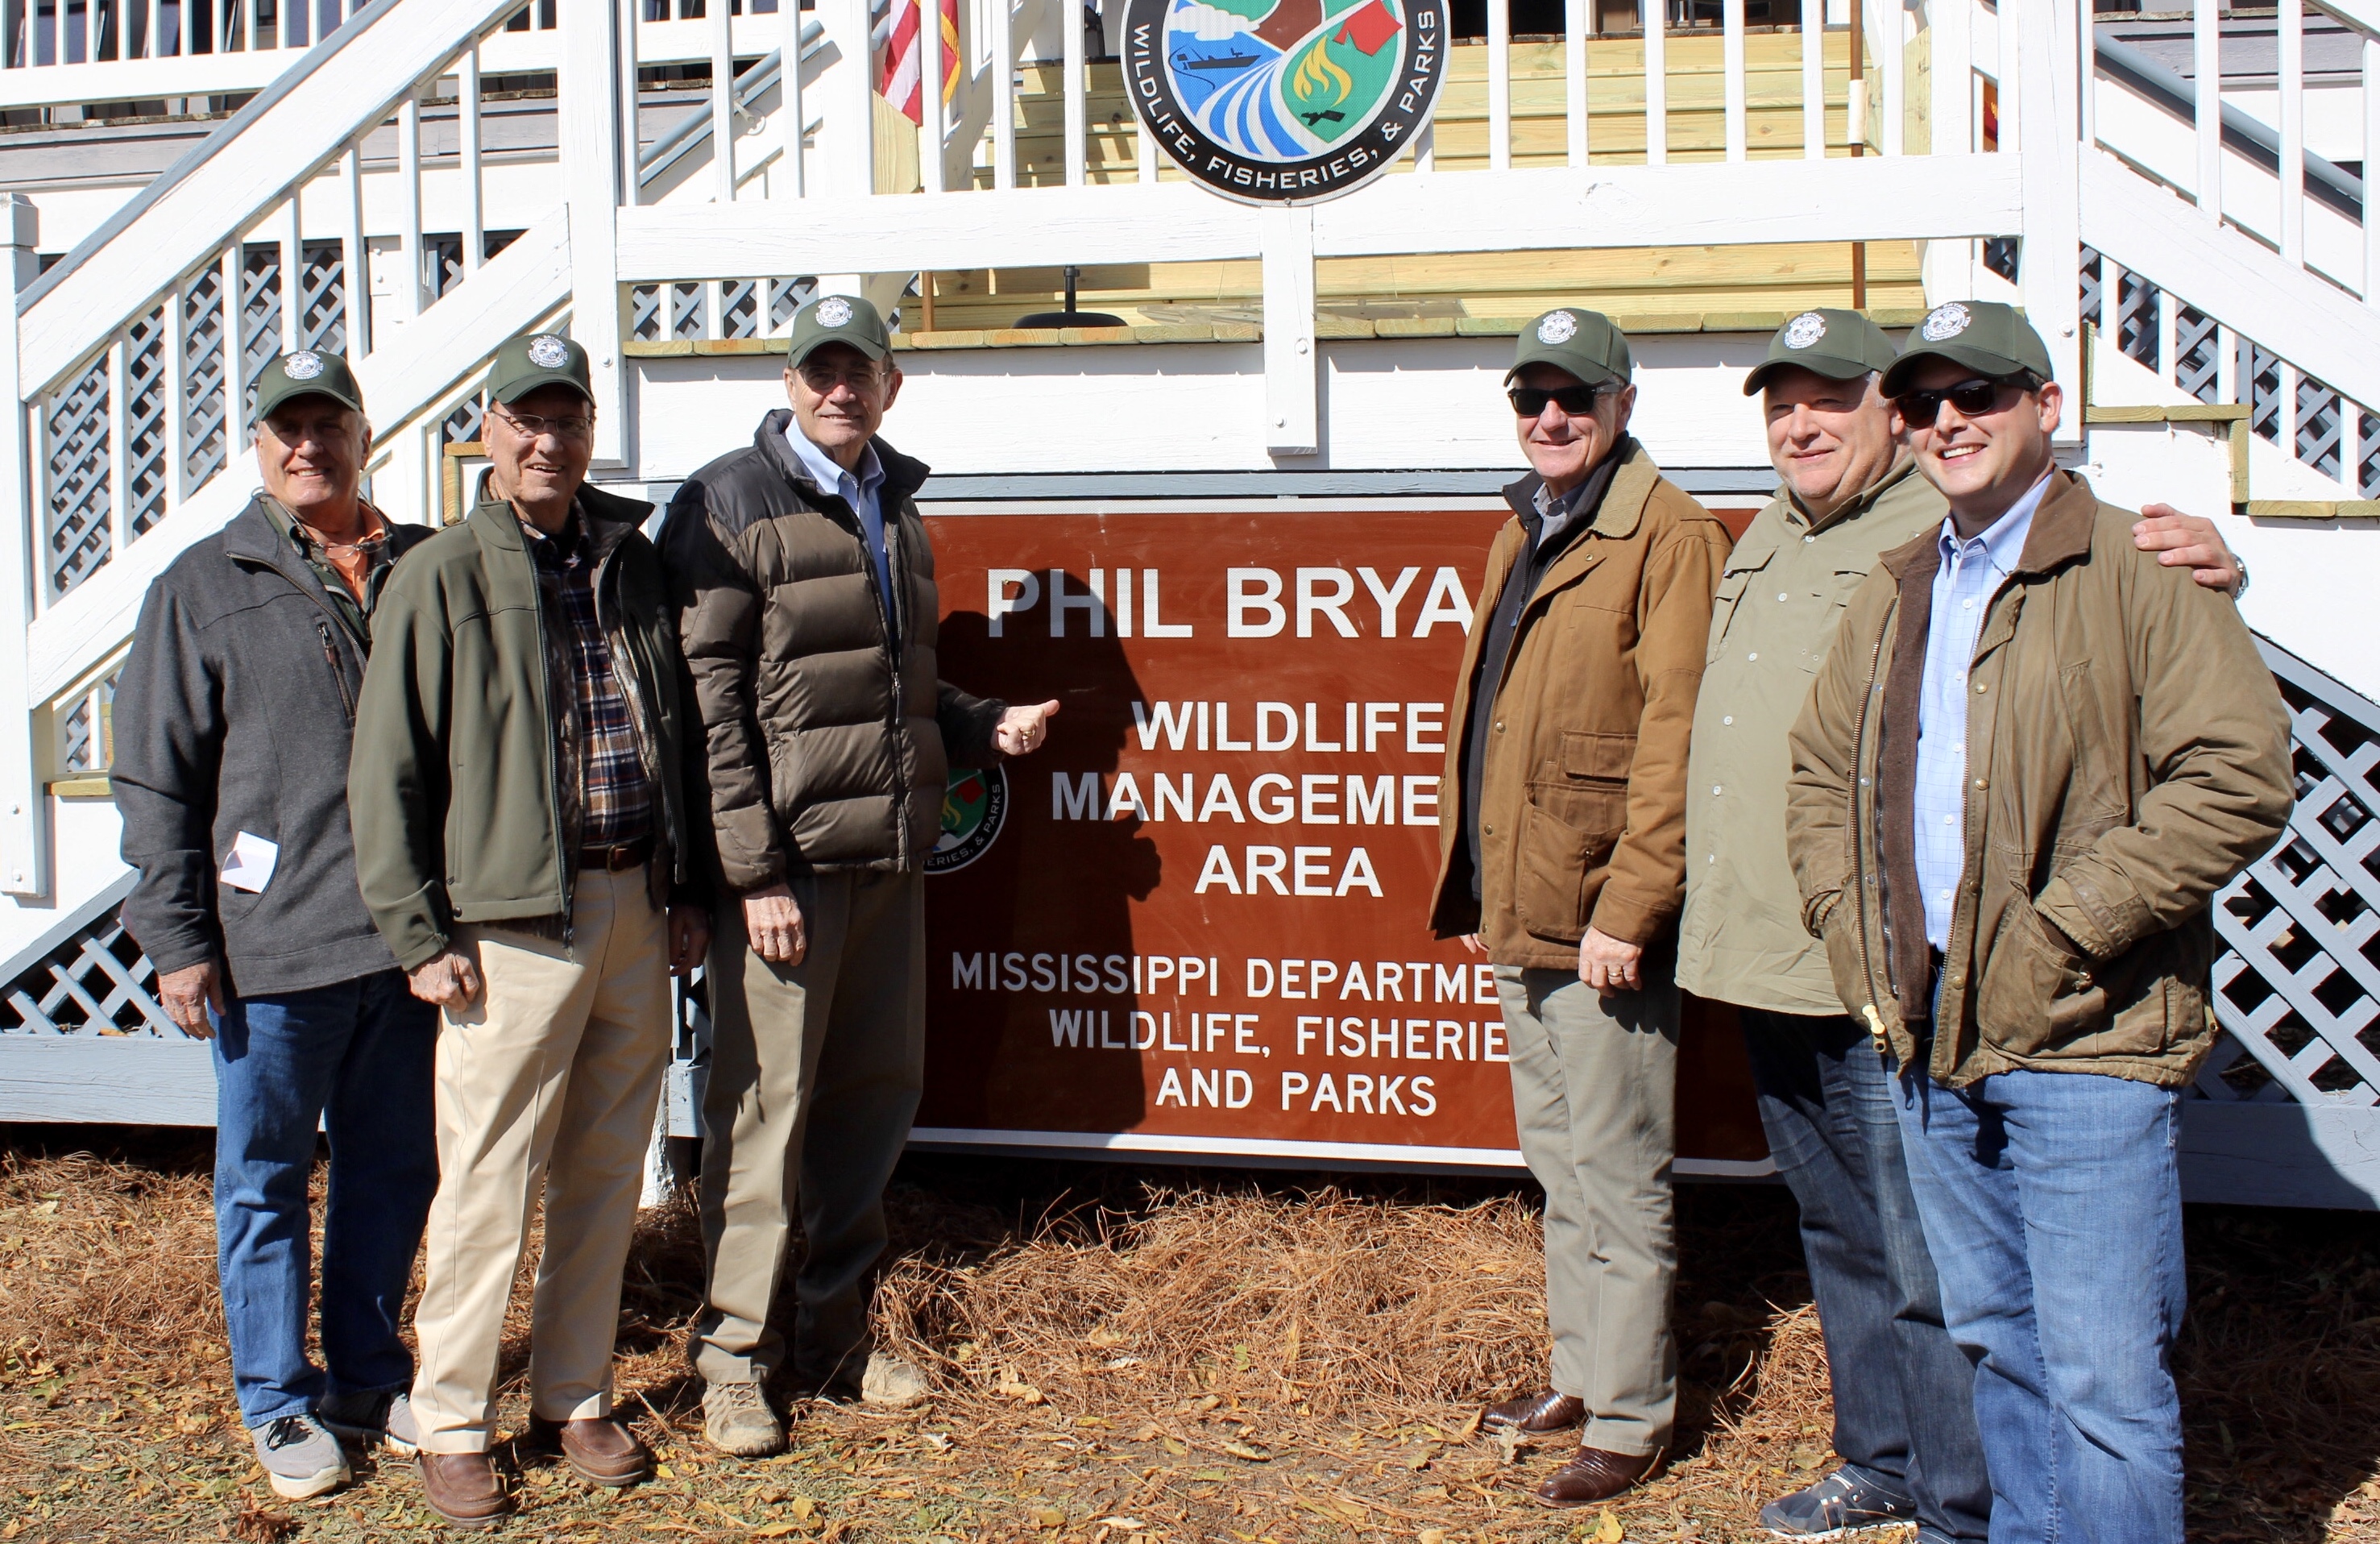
{"left": 1332, "top": 0, "right": 1402, "bottom": 56}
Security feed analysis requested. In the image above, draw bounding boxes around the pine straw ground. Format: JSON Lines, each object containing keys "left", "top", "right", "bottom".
{"left": 2, "top": 1128, "right": 2378, "bottom": 1544}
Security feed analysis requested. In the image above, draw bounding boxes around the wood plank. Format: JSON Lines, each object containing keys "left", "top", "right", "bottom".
{"left": 0, "top": 1036, "right": 217, "bottom": 1126}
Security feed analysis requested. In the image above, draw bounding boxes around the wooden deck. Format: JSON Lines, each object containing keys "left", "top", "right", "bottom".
{"left": 912, "top": 30, "right": 1926, "bottom": 332}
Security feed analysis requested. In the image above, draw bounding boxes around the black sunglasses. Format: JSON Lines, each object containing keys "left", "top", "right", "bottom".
{"left": 1508, "top": 384, "right": 1612, "bottom": 417}
{"left": 1894, "top": 376, "right": 2031, "bottom": 426}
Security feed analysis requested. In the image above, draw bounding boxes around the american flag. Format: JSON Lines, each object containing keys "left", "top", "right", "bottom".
{"left": 880, "top": 0, "right": 962, "bottom": 127}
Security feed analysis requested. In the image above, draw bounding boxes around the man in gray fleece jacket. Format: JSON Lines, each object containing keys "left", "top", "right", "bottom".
{"left": 112, "top": 351, "right": 437, "bottom": 1501}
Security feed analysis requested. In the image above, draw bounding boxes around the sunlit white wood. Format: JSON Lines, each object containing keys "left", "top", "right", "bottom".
{"left": 1565, "top": 0, "right": 1589, "bottom": 166}
{"left": 2074, "top": 0, "right": 2090, "bottom": 151}
{"left": 1488, "top": 0, "right": 1511, "bottom": 171}
{"left": 164, "top": 283, "right": 188, "bottom": 504}
{"left": 2156, "top": 282, "right": 2175, "bottom": 382}
{"left": 2341, "top": 400, "right": 2361, "bottom": 491}
{"left": 279, "top": 196, "right": 302, "bottom": 352}
{"left": 0, "top": 51, "right": 288, "bottom": 110}
{"left": 2367, "top": 35, "right": 2378, "bottom": 297}
{"left": 1644, "top": 0, "right": 1666, "bottom": 164}
{"left": 2280, "top": 0, "right": 2305, "bottom": 266}
{"left": 106, "top": 337, "right": 130, "bottom": 558}
{"left": 2216, "top": 320, "right": 2237, "bottom": 403}
{"left": 1064, "top": 0, "right": 1087, "bottom": 185}
{"left": 0, "top": 197, "right": 44, "bottom": 894}
{"left": 712, "top": 0, "right": 737, "bottom": 201}
{"left": 923, "top": 0, "right": 948, "bottom": 192}
{"left": 1880, "top": 0, "right": 1903, "bottom": 155}
{"left": 709, "top": 279, "right": 728, "bottom": 342}
{"left": 398, "top": 88, "right": 425, "bottom": 318}
{"left": 786, "top": 0, "right": 807, "bottom": 195}
{"left": 460, "top": 44, "right": 485, "bottom": 268}
{"left": 2193, "top": 0, "right": 2218, "bottom": 220}
{"left": 2017, "top": 0, "right": 2080, "bottom": 431}
{"left": 243, "top": 0, "right": 259, "bottom": 54}
{"left": 1802, "top": 0, "right": 1823, "bottom": 157}
{"left": 561, "top": 0, "right": 628, "bottom": 463}
{"left": 341, "top": 146, "right": 371, "bottom": 361}
{"left": 1261, "top": 205, "right": 1316, "bottom": 456}
{"left": 147, "top": 0, "right": 163, "bottom": 61}
{"left": 1931, "top": 0, "right": 1972, "bottom": 156}
{"left": 1416, "top": 121, "right": 1434, "bottom": 172}
{"left": 25, "top": 214, "right": 574, "bottom": 708}
{"left": 1723, "top": 0, "right": 1746, "bottom": 160}
{"left": 220, "top": 247, "right": 247, "bottom": 450}
{"left": 2279, "top": 358, "right": 2299, "bottom": 454}
{"left": 619, "top": 0, "right": 643, "bottom": 207}
{"left": 1997, "top": 0, "right": 2019, "bottom": 151}
{"left": 993, "top": 0, "right": 1016, "bottom": 189}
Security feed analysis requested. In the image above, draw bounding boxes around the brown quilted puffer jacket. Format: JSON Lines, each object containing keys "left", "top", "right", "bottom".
{"left": 661, "top": 409, "right": 1005, "bottom": 891}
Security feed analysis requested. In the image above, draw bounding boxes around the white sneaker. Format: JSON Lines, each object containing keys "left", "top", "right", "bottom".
{"left": 253, "top": 1412, "right": 352, "bottom": 1500}
{"left": 319, "top": 1388, "right": 421, "bottom": 1455}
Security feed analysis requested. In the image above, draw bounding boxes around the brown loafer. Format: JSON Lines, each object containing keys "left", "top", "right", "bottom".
{"left": 526, "top": 1414, "right": 652, "bottom": 1488}
{"left": 1532, "top": 1445, "right": 1662, "bottom": 1508}
{"left": 418, "top": 1451, "right": 510, "bottom": 1528}
{"left": 1483, "top": 1391, "right": 1587, "bottom": 1434}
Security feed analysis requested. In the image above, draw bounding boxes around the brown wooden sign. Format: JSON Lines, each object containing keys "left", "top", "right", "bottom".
{"left": 916, "top": 504, "right": 1767, "bottom": 1172}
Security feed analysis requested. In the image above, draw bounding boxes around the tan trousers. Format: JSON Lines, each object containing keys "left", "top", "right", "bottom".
{"left": 409, "top": 867, "right": 672, "bottom": 1454}
{"left": 690, "top": 869, "right": 925, "bottom": 1390}
{"left": 1498, "top": 961, "right": 1680, "bottom": 1458}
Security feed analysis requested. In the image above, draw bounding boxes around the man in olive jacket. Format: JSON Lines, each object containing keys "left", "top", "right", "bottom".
{"left": 1428, "top": 309, "right": 1732, "bottom": 1506}
{"left": 1786, "top": 302, "right": 2291, "bottom": 1542}
{"left": 350, "top": 333, "right": 711, "bottom": 1527}
{"left": 661, "top": 295, "right": 1057, "bottom": 1457}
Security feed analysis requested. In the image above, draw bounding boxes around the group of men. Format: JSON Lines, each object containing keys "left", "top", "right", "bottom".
{"left": 1442, "top": 299, "right": 2287, "bottom": 1544}
{"left": 114, "top": 296, "right": 1056, "bottom": 1528}
{"left": 113, "top": 280, "right": 2287, "bottom": 1544}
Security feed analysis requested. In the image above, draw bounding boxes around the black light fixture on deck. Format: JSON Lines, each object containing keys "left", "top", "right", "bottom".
{"left": 1015, "top": 265, "right": 1127, "bottom": 329}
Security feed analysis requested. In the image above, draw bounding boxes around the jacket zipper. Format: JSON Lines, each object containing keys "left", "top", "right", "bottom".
{"left": 314, "top": 620, "right": 357, "bottom": 723}
{"left": 881, "top": 510, "right": 913, "bottom": 871}
{"left": 1849, "top": 601, "right": 1893, "bottom": 1049}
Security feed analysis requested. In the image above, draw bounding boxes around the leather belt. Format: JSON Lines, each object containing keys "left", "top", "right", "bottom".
{"left": 579, "top": 836, "right": 653, "bottom": 873}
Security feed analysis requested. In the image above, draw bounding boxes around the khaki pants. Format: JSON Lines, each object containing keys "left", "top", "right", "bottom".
{"left": 409, "top": 867, "right": 672, "bottom": 1454}
{"left": 690, "top": 868, "right": 925, "bottom": 1390}
{"left": 1499, "top": 961, "right": 1679, "bottom": 1458}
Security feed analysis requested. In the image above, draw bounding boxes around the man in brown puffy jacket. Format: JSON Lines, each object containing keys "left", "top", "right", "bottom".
{"left": 661, "top": 295, "right": 1058, "bottom": 1456}
{"left": 1429, "top": 309, "right": 1732, "bottom": 1506}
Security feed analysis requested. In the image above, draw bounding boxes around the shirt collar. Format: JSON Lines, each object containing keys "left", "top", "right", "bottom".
{"left": 1789, "top": 457, "right": 1918, "bottom": 537}
{"left": 785, "top": 419, "right": 885, "bottom": 503}
{"left": 1937, "top": 469, "right": 2051, "bottom": 573}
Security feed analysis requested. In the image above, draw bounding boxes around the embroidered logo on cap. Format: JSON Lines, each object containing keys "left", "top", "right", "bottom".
{"left": 816, "top": 297, "right": 854, "bottom": 328}
{"left": 526, "top": 334, "right": 571, "bottom": 368}
{"left": 1536, "top": 310, "right": 1579, "bottom": 346}
{"left": 1784, "top": 312, "right": 1827, "bottom": 350}
{"left": 1919, "top": 302, "right": 1972, "bottom": 342}
{"left": 283, "top": 351, "right": 325, "bottom": 380}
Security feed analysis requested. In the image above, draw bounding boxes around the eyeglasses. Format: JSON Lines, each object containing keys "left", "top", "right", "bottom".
{"left": 1507, "top": 384, "right": 1615, "bottom": 417}
{"left": 1893, "top": 376, "right": 2025, "bottom": 427}
{"left": 489, "top": 407, "right": 595, "bottom": 441}
{"left": 796, "top": 363, "right": 888, "bottom": 392}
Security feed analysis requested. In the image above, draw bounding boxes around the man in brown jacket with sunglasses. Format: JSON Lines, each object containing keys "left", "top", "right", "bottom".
{"left": 1430, "top": 308, "right": 1732, "bottom": 1507}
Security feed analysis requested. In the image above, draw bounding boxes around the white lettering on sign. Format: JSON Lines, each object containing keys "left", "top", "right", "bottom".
{"left": 1228, "top": 569, "right": 1286, "bottom": 637}
{"left": 1051, "top": 769, "right": 1439, "bottom": 830}
{"left": 1131, "top": 702, "right": 1444, "bottom": 755}
{"left": 987, "top": 569, "right": 1040, "bottom": 636}
{"left": 1192, "top": 845, "right": 1383, "bottom": 897}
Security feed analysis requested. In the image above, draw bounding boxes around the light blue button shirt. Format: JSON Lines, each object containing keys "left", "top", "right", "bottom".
{"left": 1914, "top": 472, "right": 2050, "bottom": 953}
{"left": 784, "top": 419, "right": 893, "bottom": 633}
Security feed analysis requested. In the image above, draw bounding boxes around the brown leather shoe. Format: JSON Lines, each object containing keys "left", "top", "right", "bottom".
{"left": 1532, "top": 1445, "right": 1662, "bottom": 1508}
{"left": 1483, "top": 1391, "right": 1587, "bottom": 1434}
{"left": 526, "top": 1414, "right": 652, "bottom": 1488}
{"left": 417, "top": 1451, "right": 510, "bottom": 1529}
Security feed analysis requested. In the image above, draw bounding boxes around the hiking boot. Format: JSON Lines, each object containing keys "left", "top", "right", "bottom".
{"left": 252, "top": 1412, "right": 351, "bottom": 1500}
{"left": 703, "top": 1380, "right": 787, "bottom": 1458}
{"left": 419, "top": 1451, "right": 510, "bottom": 1529}
{"left": 860, "top": 1352, "right": 930, "bottom": 1409}
{"left": 319, "top": 1388, "right": 421, "bottom": 1455}
{"left": 1758, "top": 1467, "right": 1918, "bottom": 1538}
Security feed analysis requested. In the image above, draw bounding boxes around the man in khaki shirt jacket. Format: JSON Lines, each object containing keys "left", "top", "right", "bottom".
{"left": 1429, "top": 309, "right": 1732, "bottom": 1507}
{"left": 1681, "top": 311, "right": 2242, "bottom": 1542}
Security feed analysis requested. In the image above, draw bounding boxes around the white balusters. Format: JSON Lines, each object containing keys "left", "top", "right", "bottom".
{"left": 2367, "top": 31, "right": 2379, "bottom": 300}
{"left": 278, "top": 197, "right": 302, "bottom": 353}
{"left": 164, "top": 280, "right": 189, "bottom": 505}
{"left": 1064, "top": 0, "right": 1088, "bottom": 185}
{"left": 1488, "top": 0, "right": 1511, "bottom": 172}
{"left": 398, "top": 88, "right": 425, "bottom": 319}
{"left": 712, "top": 0, "right": 738, "bottom": 201}
{"left": 924, "top": 0, "right": 949, "bottom": 191}
{"left": 1644, "top": 0, "right": 1667, "bottom": 166}
{"left": 1880, "top": 0, "right": 1901, "bottom": 155}
{"left": 786, "top": 0, "right": 809, "bottom": 195}
{"left": 1565, "top": 0, "right": 1590, "bottom": 167}
{"left": 2280, "top": 0, "right": 2304, "bottom": 267}
{"left": 1801, "top": 0, "right": 1823, "bottom": 159}
{"left": 2193, "top": 0, "right": 2219, "bottom": 222}
{"left": 341, "top": 147, "right": 371, "bottom": 362}
{"left": 993, "top": 0, "right": 1017, "bottom": 189}
{"left": 105, "top": 335, "right": 129, "bottom": 562}
{"left": 1723, "top": 0, "right": 1746, "bottom": 162}
{"left": 220, "top": 247, "right": 248, "bottom": 448}
{"left": 460, "top": 44, "right": 487, "bottom": 268}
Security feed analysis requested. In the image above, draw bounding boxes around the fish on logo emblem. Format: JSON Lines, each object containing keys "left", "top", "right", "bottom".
{"left": 1919, "top": 302, "right": 1972, "bottom": 342}
{"left": 1783, "top": 312, "right": 1826, "bottom": 350}
{"left": 1536, "top": 311, "right": 1579, "bottom": 346}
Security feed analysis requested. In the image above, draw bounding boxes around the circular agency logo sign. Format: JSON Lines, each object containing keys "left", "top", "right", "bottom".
{"left": 925, "top": 766, "right": 1010, "bottom": 874}
{"left": 1123, "top": 0, "right": 1444, "bottom": 205}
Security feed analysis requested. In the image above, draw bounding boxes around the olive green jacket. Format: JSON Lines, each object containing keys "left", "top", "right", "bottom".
{"left": 1677, "top": 462, "right": 1946, "bottom": 1014}
{"left": 1784, "top": 471, "right": 2291, "bottom": 1088}
{"left": 349, "top": 486, "right": 709, "bottom": 971}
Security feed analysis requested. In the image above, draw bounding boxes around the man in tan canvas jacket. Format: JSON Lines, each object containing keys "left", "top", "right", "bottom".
{"left": 1428, "top": 308, "right": 1732, "bottom": 1507}
{"left": 1785, "top": 301, "right": 2292, "bottom": 1543}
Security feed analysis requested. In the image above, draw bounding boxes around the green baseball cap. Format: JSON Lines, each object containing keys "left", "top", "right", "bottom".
{"left": 253, "top": 349, "right": 364, "bottom": 420}
{"left": 1880, "top": 301, "right": 2055, "bottom": 397}
{"left": 786, "top": 293, "right": 892, "bottom": 368}
{"left": 1742, "top": 309, "right": 1897, "bottom": 396}
{"left": 1507, "top": 307, "right": 1633, "bottom": 389}
{"left": 487, "top": 330, "right": 592, "bottom": 405}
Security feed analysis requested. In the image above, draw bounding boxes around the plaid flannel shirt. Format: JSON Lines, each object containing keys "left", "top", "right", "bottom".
{"left": 528, "top": 515, "right": 653, "bottom": 853}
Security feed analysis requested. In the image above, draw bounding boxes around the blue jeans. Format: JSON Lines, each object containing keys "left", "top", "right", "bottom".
{"left": 212, "top": 969, "right": 439, "bottom": 1428}
{"left": 1893, "top": 1066, "right": 2187, "bottom": 1544}
{"left": 1741, "top": 1010, "right": 1991, "bottom": 1541}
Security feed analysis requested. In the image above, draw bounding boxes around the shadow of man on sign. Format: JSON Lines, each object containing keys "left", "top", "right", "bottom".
{"left": 918, "top": 600, "right": 1158, "bottom": 1136}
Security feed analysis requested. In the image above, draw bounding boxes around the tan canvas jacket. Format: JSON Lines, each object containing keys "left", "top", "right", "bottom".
{"left": 1784, "top": 471, "right": 2293, "bottom": 1088}
{"left": 1428, "top": 440, "right": 1733, "bottom": 969}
